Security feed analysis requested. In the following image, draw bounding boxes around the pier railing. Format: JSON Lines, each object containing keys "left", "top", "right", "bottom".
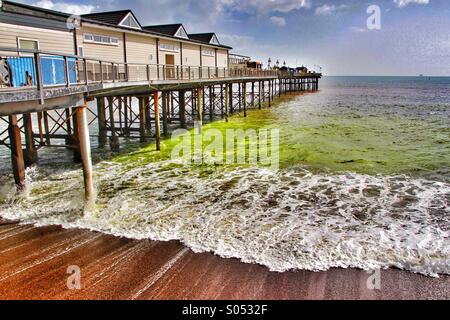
{"left": 0, "top": 48, "right": 278, "bottom": 93}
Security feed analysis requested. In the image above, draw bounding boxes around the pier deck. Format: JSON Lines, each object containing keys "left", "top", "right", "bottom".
{"left": 0, "top": 47, "right": 321, "bottom": 195}
{"left": 0, "top": 222, "right": 448, "bottom": 300}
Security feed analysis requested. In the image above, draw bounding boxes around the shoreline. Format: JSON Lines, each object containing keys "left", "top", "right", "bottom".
{"left": 0, "top": 222, "right": 448, "bottom": 300}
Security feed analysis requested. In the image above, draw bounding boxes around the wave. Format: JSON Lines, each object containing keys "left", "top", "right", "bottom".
{"left": 1, "top": 160, "right": 449, "bottom": 277}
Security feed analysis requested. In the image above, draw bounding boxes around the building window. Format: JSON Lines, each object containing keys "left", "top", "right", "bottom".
{"left": 78, "top": 46, "right": 84, "bottom": 57}
{"left": 202, "top": 49, "right": 215, "bottom": 57}
{"left": 160, "top": 44, "right": 180, "bottom": 53}
{"left": 18, "top": 38, "right": 39, "bottom": 56}
{"left": 84, "top": 33, "right": 119, "bottom": 46}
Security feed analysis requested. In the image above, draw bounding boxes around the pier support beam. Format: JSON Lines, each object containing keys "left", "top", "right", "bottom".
{"left": 23, "top": 113, "right": 38, "bottom": 167}
{"left": 154, "top": 92, "right": 161, "bottom": 151}
{"left": 251, "top": 82, "right": 255, "bottom": 107}
{"left": 75, "top": 106, "right": 94, "bottom": 202}
{"left": 268, "top": 81, "right": 272, "bottom": 108}
{"left": 243, "top": 82, "right": 247, "bottom": 117}
{"left": 179, "top": 90, "right": 186, "bottom": 129}
{"left": 229, "top": 84, "right": 233, "bottom": 114}
{"left": 8, "top": 115, "right": 26, "bottom": 191}
{"left": 258, "top": 81, "right": 262, "bottom": 109}
{"left": 97, "top": 98, "right": 107, "bottom": 147}
{"left": 197, "top": 88, "right": 203, "bottom": 134}
{"left": 209, "top": 86, "right": 214, "bottom": 122}
{"left": 108, "top": 97, "right": 120, "bottom": 152}
{"left": 225, "top": 84, "right": 229, "bottom": 122}
{"left": 139, "top": 97, "right": 147, "bottom": 143}
{"left": 144, "top": 96, "right": 152, "bottom": 137}
{"left": 162, "top": 91, "right": 169, "bottom": 136}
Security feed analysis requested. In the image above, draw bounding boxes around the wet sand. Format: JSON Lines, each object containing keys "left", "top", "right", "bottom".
{"left": 0, "top": 222, "right": 448, "bottom": 300}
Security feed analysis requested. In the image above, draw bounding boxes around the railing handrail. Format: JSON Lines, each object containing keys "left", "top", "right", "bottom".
{"left": 0, "top": 47, "right": 283, "bottom": 104}
{"left": 0, "top": 47, "right": 278, "bottom": 73}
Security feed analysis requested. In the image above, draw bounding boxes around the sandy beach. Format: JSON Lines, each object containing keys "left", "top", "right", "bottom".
{"left": 0, "top": 221, "right": 448, "bottom": 300}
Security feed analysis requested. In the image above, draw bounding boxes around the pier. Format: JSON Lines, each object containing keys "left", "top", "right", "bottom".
{"left": 0, "top": 48, "right": 320, "bottom": 197}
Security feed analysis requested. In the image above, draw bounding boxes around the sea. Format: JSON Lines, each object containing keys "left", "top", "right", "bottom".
{"left": 0, "top": 76, "right": 449, "bottom": 277}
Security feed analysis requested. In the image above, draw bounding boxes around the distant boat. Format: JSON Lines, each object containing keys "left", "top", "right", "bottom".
{"left": 419, "top": 74, "right": 424, "bottom": 77}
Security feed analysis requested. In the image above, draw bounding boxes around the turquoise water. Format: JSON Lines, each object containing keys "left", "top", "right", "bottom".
{"left": 0, "top": 76, "right": 449, "bottom": 276}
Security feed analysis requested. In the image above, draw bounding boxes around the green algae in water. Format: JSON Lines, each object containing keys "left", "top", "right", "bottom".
{"left": 111, "top": 93, "right": 449, "bottom": 178}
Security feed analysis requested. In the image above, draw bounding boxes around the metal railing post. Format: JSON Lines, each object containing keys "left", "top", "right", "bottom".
{"left": 100, "top": 61, "right": 104, "bottom": 83}
{"left": 112, "top": 63, "right": 115, "bottom": 83}
{"left": 84, "top": 59, "right": 88, "bottom": 85}
{"left": 34, "top": 52, "right": 44, "bottom": 104}
{"left": 63, "top": 56, "right": 70, "bottom": 87}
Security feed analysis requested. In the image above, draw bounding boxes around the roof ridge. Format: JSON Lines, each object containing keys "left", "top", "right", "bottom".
{"left": 82, "top": 10, "right": 132, "bottom": 16}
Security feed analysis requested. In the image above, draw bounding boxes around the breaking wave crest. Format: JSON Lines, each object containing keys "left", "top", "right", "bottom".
{"left": 0, "top": 160, "right": 449, "bottom": 277}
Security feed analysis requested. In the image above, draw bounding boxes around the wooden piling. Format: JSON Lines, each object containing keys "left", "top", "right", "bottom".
{"left": 144, "top": 96, "right": 151, "bottom": 134}
{"left": 162, "top": 91, "right": 169, "bottom": 136}
{"left": 108, "top": 97, "right": 120, "bottom": 151}
{"left": 197, "top": 87, "right": 203, "bottom": 134}
{"left": 43, "top": 111, "right": 50, "bottom": 145}
{"left": 23, "top": 113, "right": 38, "bottom": 167}
{"left": 251, "top": 82, "right": 255, "bottom": 107}
{"left": 139, "top": 97, "right": 147, "bottom": 143}
{"left": 229, "top": 83, "right": 233, "bottom": 114}
{"left": 179, "top": 90, "right": 186, "bottom": 129}
{"left": 238, "top": 82, "right": 242, "bottom": 112}
{"left": 8, "top": 115, "right": 26, "bottom": 191}
{"left": 268, "top": 81, "right": 271, "bottom": 108}
{"left": 75, "top": 106, "right": 94, "bottom": 202}
{"left": 154, "top": 92, "right": 161, "bottom": 151}
{"left": 258, "top": 81, "right": 262, "bottom": 109}
{"left": 225, "top": 83, "right": 229, "bottom": 122}
{"left": 123, "top": 97, "right": 129, "bottom": 136}
{"left": 97, "top": 97, "right": 107, "bottom": 146}
{"left": 278, "top": 79, "right": 282, "bottom": 98}
{"left": 243, "top": 82, "right": 247, "bottom": 117}
{"left": 72, "top": 110, "right": 82, "bottom": 163}
{"left": 118, "top": 97, "right": 123, "bottom": 133}
{"left": 209, "top": 86, "right": 214, "bottom": 122}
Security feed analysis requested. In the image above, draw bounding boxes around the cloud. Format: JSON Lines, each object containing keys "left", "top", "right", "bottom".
{"left": 393, "top": 0, "right": 430, "bottom": 8}
{"left": 32, "top": 0, "right": 97, "bottom": 15}
{"left": 349, "top": 26, "right": 368, "bottom": 33}
{"left": 315, "top": 4, "right": 348, "bottom": 16}
{"left": 226, "top": 0, "right": 311, "bottom": 14}
{"left": 218, "top": 34, "right": 256, "bottom": 51}
{"left": 270, "top": 16, "right": 286, "bottom": 27}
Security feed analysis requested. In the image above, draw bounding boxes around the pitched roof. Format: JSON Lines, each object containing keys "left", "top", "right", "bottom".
{"left": 188, "top": 33, "right": 215, "bottom": 44}
{"left": 3, "top": 1, "right": 232, "bottom": 49}
{"left": 82, "top": 10, "right": 132, "bottom": 26}
{"left": 143, "top": 24, "right": 183, "bottom": 36}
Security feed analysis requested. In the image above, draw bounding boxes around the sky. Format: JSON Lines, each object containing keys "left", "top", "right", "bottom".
{"left": 15, "top": 0, "right": 450, "bottom": 76}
